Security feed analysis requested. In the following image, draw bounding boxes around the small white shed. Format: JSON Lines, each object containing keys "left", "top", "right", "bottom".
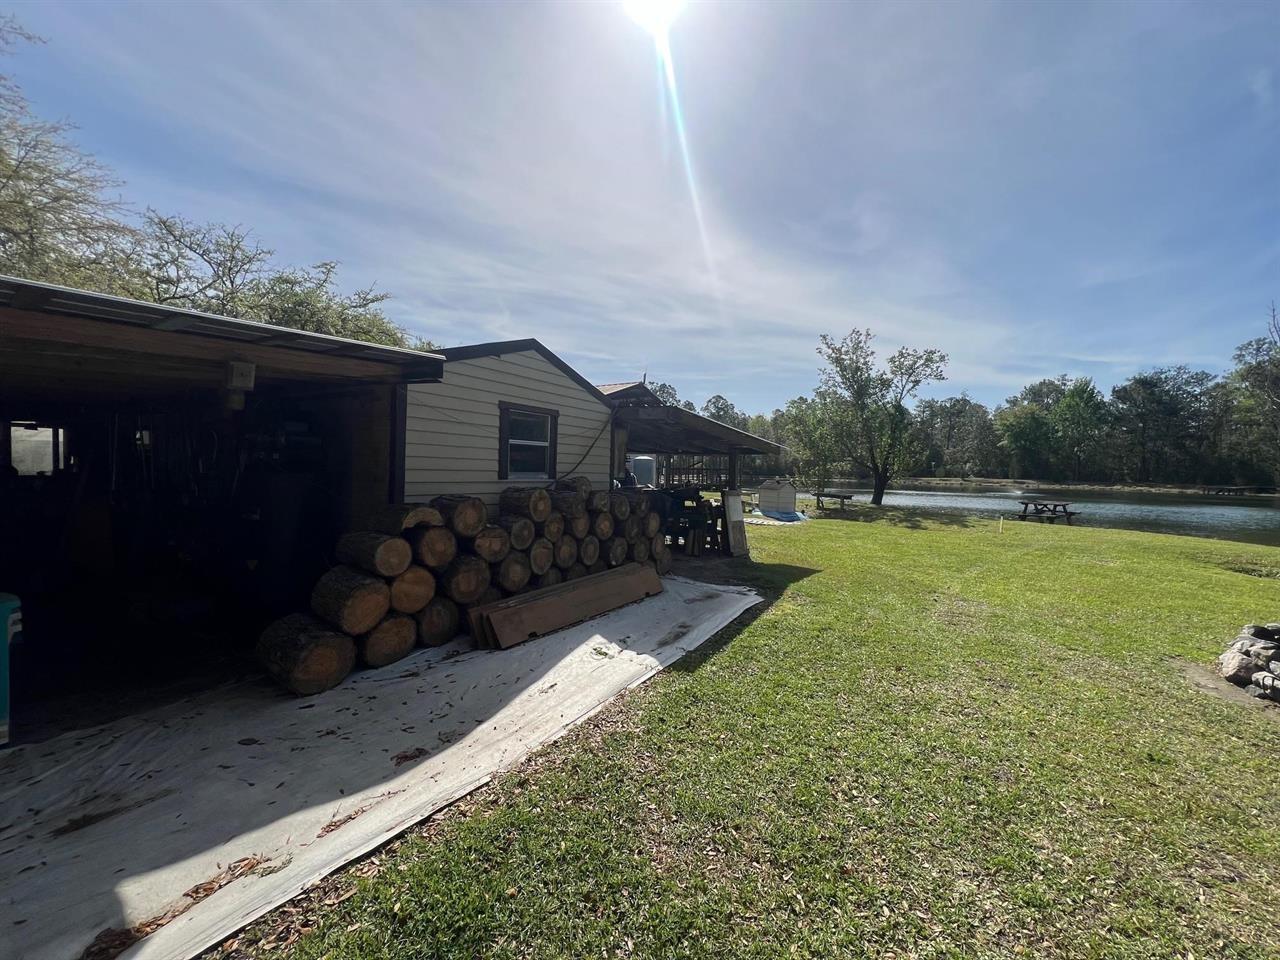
{"left": 756, "top": 479, "right": 797, "bottom": 513}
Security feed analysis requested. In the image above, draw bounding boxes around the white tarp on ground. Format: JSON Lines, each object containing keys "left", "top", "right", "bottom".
{"left": 0, "top": 577, "right": 760, "bottom": 960}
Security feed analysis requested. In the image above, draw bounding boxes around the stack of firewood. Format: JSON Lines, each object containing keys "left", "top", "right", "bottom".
{"left": 257, "top": 479, "right": 673, "bottom": 695}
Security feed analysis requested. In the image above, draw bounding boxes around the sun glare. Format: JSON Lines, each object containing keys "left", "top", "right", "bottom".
{"left": 622, "top": 0, "right": 686, "bottom": 42}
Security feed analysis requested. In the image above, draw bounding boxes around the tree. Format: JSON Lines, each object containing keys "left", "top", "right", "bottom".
{"left": 780, "top": 396, "right": 837, "bottom": 493}
{"left": 995, "top": 403, "right": 1055, "bottom": 479}
{"left": 0, "top": 18, "right": 134, "bottom": 292}
{"left": 700, "top": 394, "right": 749, "bottom": 430}
{"left": 816, "top": 329, "right": 948, "bottom": 505}
{"left": 130, "top": 211, "right": 435, "bottom": 349}
{"left": 0, "top": 20, "right": 437, "bottom": 351}
{"left": 913, "top": 394, "right": 1002, "bottom": 477}
{"left": 648, "top": 381, "right": 696, "bottom": 411}
{"left": 1050, "top": 378, "right": 1108, "bottom": 480}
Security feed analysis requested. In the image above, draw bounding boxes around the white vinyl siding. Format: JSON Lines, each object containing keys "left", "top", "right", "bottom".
{"left": 404, "top": 350, "right": 612, "bottom": 509}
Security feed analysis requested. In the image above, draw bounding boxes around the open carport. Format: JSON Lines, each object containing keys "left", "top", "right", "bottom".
{"left": 0, "top": 276, "right": 443, "bottom": 739}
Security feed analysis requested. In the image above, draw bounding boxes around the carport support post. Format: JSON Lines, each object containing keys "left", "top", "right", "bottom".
{"left": 727, "top": 450, "right": 740, "bottom": 490}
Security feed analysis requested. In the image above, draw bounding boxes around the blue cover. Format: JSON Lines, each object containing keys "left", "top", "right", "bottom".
{"left": 761, "top": 510, "right": 808, "bottom": 522}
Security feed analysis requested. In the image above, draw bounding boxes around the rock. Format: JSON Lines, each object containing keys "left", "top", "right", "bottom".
{"left": 1252, "top": 672, "right": 1280, "bottom": 698}
{"left": 1245, "top": 684, "right": 1266, "bottom": 699}
{"left": 1269, "top": 661, "right": 1280, "bottom": 677}
{"left": 1245, "top": 641, "right": 1280, "bottom": 668}
{"left": 1219, "top": 650, "right": 1259, "bottom": 685}
{"left": 1266, "top": 623, "right": 1280, "bottom": 634}
{"left": 1241, "top": 624, "right": 1277, "bottom": 642}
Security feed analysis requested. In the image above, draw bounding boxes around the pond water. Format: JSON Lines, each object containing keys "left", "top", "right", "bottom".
{"left": 807, "top": 487, "right": 1280, "bottom": 547}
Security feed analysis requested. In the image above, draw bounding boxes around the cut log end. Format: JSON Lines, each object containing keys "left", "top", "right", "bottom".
{"left": 406, "top": 526, "right": 458, "bottom": 570}
{"left": 358, "top": 614, "right": 417, "bottom": 668}
{"left": 335, "top": 531, "right": 412, "bottom": 578}
{"left": 441, "top": 555, "right": 492, "bottom": 604}
{"left": 469, "top": 525, "right": 512, "bottom": 563}
{"left": 528, "top": 537, "right": 555, "bottom": 576}
{"left": 430, "top": 495, "right": 489, "bottom": 538}
{"left": 416, "top": 597, "right": 460, "bottom": 647}
{"left": 389, "top": 565, "right": 436, "bottom": 614}
{"left": 499, "top": 486, "right": 552, "bottom": 523}
{"left": 311, "top": 565, "right": 391, "bottom": 636}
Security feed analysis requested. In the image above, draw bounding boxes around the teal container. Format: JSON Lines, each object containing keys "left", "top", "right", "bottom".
{"left": 0, "top": 593, "right": 17, "bottom": 747}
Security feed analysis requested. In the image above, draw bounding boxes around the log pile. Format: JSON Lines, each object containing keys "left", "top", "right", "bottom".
{"left": 256, "top": 479, "right": 673, "bottom": 695}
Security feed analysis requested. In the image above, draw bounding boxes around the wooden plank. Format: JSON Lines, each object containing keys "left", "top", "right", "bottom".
{"left": 475, "top": 564, "right": 663, "bottom": 649}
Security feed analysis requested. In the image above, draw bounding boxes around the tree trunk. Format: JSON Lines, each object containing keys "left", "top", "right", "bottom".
{"left": 499, "top": 486, "right": 552, "bottom": 522}
{"left": 587, "top": 559, "right": 607, "bottom": 575}
{"left": 553, "top": 536, "right": 578, "bottom": 570}
{"left": 415, "top": 597, "right": 460, "bottom": 647}
{"left": 363, "top": 503, "right": 444, "bottom": 535}
{"left": 527, "top": 537, "right": 555, "bottom": 575}
{"left": 604, "top": 536, "right": 629, "bottom": 567}
{"left": 650, "top": 533, "right": 666, "bottom": 558}
{"left": 430, "top": 495, "right": 488, "bottom": 537}
{"left": 468, "top": 525, "right": 512, "bottom": 563}
{"left": 492, "top": 551, "right": 532, "bottom": 593}
{"left": 586, "top": 490, "right": 610, "bottom": 512}
{"left": 476, "top": 585, "right": 503, "bottom": 605}
{"left": 589, "top": 511, "right": 615, "bottom": 540}
{"left": 389, "top": 564, "right": 435, "bottom": 614}
{"left": 405, "top": 526, "right": 458, "bottom": 570}
{"left": 311, "top": 565, "right": 391, "bottom": 636}
{"left": 532, "top": 567, "right": 563, "bottom": 589}
{"left": 566, "top": 562, "right": 588, "bottom": 581}
{"left": 551, "top": 490, "right": 587, "bottom": 519}
{"left": 357, "top": 614, "right": 417, "bottom": 668}
{"left": 578, "top": 534, "right": 601, "bottom": 566}
{"left": 568, "top": 513, "right": 591, "bottom": 540}
{"left": 609, "top": 492, "right": 631, "bottom": 521}
{"left": 258, "top": 613, "right": 357, "bottom": 695}
{"left": 537, "top": 511, "right": 565, "bottom": 543}
{"left": 628, "top": 537, "right": 650, "bottom": 563}
{"left": 870, "top": 472, "right": 889, "bottom": 506}
{"left": 622, "top": 515, "right": 641, "bottom": 542}
{"left": 334, "top": 531, "right": 412, "bottom": 578}
{"left": 440, "top": 555, "right": 491, "bottom": 604}
{"left": 497, "top": 515, "right": 535, "bottom": 550}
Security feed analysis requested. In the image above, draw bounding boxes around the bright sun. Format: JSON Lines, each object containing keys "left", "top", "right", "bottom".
{"left": 622, "top": 0, "right": 686, "bottom": 42}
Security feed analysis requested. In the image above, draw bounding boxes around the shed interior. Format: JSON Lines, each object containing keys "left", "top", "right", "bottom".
{"left": 0, "top": 285, "right": 439, "bottom": 739}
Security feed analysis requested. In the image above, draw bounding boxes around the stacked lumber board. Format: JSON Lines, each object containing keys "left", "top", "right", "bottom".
{"left": 256, "top": 479, "right": 674, "bottom": 695}
{"left": 466, "top": 562, "right": 664, "bottom": 649}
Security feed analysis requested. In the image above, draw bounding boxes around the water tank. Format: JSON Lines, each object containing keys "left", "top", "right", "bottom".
{"left": 631, "top": 456, "right": 656, "bottom": 487}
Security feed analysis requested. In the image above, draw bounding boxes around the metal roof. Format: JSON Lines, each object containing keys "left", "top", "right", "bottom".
{"left": 0, "top": 274, "right": 445, "bottom": 379}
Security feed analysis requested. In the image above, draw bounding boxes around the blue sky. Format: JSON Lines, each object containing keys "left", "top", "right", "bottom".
{"left": 8, "top": 0, "right": 1278, "bottom": 411}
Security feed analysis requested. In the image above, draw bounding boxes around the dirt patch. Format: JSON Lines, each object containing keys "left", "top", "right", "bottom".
{"left": 1179, "top": 660, "right": 1280, "bottom": 714}
{"left": 930, "top": 595, "right": 992, "bottom": 631}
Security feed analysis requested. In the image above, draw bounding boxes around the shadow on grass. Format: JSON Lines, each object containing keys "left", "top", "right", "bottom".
{"left": 809, "top": 504, "right": 982, "bottom": 530}
{"left": 665, "top": 555, "right": 820, "bottom": 675}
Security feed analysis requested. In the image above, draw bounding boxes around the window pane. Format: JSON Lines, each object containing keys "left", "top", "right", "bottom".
{"left": 508, "top": 442, "right": 549, "bottom": 477}
{"left": 11, "top": 426, "right": 53, "bottom": 476}
{"left": 508, "top": 410, "right": 549, "bottom": 443}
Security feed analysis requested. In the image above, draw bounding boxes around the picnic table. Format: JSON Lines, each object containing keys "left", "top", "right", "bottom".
{"left": 1012, "top": 499, "right": 1079, "bottom": 524}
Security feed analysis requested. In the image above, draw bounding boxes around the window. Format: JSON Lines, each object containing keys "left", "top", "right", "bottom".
{"left": 9, "top": 424, "right": 66, "bottom": 476}
{"left": 499, "top": 403, "right": 557, "bottom": 480}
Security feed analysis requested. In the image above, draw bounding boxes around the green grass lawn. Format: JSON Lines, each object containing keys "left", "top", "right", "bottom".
{"left": 219, "top": 511, "right": 1280, "bottom": 959}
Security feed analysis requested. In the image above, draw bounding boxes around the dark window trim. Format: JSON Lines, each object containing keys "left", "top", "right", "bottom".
{"left": 498, "top": 401, "right": 559, "bottom": 481}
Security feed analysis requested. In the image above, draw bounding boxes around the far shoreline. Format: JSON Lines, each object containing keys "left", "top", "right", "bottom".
{"left": 789, "top": 477, "right": 1280, "bottom": 501}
